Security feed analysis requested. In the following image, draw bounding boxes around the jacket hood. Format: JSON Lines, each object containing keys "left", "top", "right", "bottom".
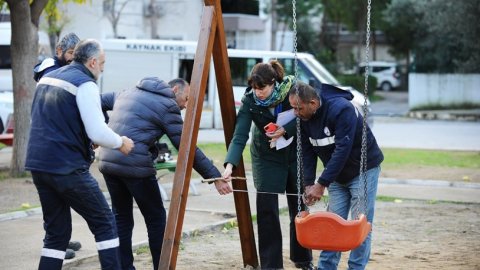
{"left": 136, "top": 77, "right": 174, "bottom": 98}
{"left": 320, "top": 83, "right": 353, "bottom": 101}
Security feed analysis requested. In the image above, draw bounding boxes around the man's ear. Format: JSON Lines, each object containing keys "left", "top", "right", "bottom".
{"left": 311, "top": 98, "right": 320, "bottom": 109}
{"left": 55, "top": 47, "right": 62, "bottom": 58}
{"left": 172, "top": 85, "right": 178, "bottom": 95}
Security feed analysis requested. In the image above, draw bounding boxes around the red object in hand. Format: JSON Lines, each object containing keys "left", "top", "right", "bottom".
{"left": 264, "top": 122, "right": 279, "bottom": 133}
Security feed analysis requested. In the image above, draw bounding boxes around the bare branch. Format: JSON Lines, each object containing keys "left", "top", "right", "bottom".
{"left": 30, "top": 0, "right": 49, "bottom": 26}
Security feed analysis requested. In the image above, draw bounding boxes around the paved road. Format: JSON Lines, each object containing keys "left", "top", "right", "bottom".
{"left": 197, "top": 116, "right": 480, "bottom": 151}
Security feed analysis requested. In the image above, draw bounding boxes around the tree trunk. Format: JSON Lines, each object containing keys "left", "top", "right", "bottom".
{"left": 270, "top": 0, "right": 277, "bottom": 50}
{"left": 149, "top": 0, "right": 158, "bottom": 39}
{"left": 6, "top": 0, "right": 48, "bottom": 177}
{"left": 47, "top": 15, "right": 58, "bottom": 56}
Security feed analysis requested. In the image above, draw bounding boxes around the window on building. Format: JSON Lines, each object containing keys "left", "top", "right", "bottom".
{"left": 229, "top": 57, "right": 262, "bottom": 86}
{"left": 221, "top": 0, "right": 259, "bottom": 15}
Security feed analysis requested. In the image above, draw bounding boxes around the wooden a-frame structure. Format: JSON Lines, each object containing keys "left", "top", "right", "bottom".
{"left": 159, "top": 0, "right": 259, "bottom": 268}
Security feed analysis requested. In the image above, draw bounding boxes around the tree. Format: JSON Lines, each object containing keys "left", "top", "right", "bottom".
{"left": 1, "top": 0, "right": 49, "bottom": 176}
{"left": 0, "top": 0, "right": 88, "bottom": 177}
{"left": 266, "top": 0, "right": 322, "bottom": 51}
{"left": 103, "top": 0, "right": 130, "bottom": 38}
{"left": 381, "top": 0, "right": 422, "bottom": 72}
{"left": 43, "top": 0, "right": 87, "bottom": 56}
{"left": 414, "top": 0, "right": 480, "bottom": 73}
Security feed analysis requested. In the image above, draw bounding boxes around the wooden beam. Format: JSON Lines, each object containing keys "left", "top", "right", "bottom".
{"left": 160, "top": 0, "right": 259, "bottom": 268}
{"left": 159, "top": 6, "right": 217, "bottom": 270}
{"left": 209, "top": 1, "right": 259, "bottom": 268}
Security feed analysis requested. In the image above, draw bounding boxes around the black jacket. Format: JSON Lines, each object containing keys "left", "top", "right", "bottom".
{"left": 98, "top": 77, "right": 220, "bottom": 179}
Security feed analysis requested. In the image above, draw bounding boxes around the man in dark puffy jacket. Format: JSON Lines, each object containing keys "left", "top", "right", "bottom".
{"left": 288, "top": 82, "right": 383, "bottom": 270}
{"left": 98, "top": 77, "right": 231, "bottom": 270}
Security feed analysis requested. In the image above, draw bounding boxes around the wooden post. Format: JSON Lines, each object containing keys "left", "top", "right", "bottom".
{"left": 209, "top": 1, "right": 259, "bottom": 268}
{"left": 159, "top": 0, "right": 258, "bottom": 268}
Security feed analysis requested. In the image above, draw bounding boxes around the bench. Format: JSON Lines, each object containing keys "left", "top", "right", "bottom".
{"left": 154, "top": 160, "right": 199, "bottom": 200}
{"left": 0, "top": 133, "right": 13, "bottom": 146}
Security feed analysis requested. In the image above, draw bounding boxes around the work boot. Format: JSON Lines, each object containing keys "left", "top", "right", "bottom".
{"left": 68, "top": 241, "right": 82, "bottom": 251}
{"left": 294, "top": 262, "right": 317, "bottom": 270}
{"left": 65, "top": 249, "right": 76, "bottom": 260}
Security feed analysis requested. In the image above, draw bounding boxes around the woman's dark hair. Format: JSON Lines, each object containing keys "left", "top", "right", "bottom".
{"left": 247, "top": 60, "right": 285, "bottom": 89}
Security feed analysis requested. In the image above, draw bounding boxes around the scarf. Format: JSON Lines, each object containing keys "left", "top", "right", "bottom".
{"left": 253, "top": 75, "right": 294, "bottom": 107}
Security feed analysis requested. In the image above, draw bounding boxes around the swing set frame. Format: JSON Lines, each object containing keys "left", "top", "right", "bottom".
{"left": 159, "top": 0, "right": 372, "bottom": 268}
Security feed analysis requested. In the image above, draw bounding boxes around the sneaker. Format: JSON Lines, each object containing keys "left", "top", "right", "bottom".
{"left": 68, "top": 241, "right": 82, "bottom": 251}
{"left": 65, "top": 249, "right": 76, "bottom": 260}
{"left": 294, "top": 262, "right": 317, "bottom": 270}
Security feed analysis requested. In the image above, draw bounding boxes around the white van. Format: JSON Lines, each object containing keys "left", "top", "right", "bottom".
{"left": 101, "top": 39, "right": 371, "bottom": 128}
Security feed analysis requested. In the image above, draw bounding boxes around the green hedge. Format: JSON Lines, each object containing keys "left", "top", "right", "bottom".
{"left": 337, "top": 74, "right": 377, "bottom": 96}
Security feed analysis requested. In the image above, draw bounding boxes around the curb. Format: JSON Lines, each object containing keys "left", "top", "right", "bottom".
{"left": 407, "top": 110, "right": 480, "bottom": 121}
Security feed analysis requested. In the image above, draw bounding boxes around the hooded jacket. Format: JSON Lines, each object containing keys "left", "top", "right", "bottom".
{"left": 98, "top": 77, "right": 220, "bottom": 179}
{"left": 301, "top": 84, "right": 384, "bottom": 187}
{"left": 33, "top": 56, "right": 66, "bottom": 82}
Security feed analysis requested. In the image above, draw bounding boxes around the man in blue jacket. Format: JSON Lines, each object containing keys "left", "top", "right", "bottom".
{"left": 33, "top": 32, "right": 80, "bottom": 82}
{"left": 98, "top": 77, "right": 231, "bottom": 270}
{"left": 288, "top": 82, "right": 383, "bottom": 270}
{"left": 26, "top": 39, "right": 134, "bottom": 270}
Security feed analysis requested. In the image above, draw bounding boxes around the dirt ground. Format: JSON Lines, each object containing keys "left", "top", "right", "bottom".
{"left": 1, "top": 164, "right": 480, "bottom": 269}
{"left": 65, "top": 200, "right": 480, "bottom": 270}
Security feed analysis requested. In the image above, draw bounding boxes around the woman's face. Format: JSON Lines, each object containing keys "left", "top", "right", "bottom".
{"left": 253, "top": 84, "right": 274, "bottom": 101}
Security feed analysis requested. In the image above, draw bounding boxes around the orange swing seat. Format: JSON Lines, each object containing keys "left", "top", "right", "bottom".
{"left": 295, "top": 211, "right": 371, "bottom": 252}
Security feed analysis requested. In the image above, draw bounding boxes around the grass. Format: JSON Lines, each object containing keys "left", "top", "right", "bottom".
{"left": 196, "top": 143, "right": 480, "bottom": 171}
{"left": 381, "top": 148, "right": 480, "bottom": 169}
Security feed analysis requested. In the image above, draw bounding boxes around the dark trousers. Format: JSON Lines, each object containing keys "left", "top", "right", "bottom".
{"left": 103, "top": 174, "right": 166, "bottom": 270}
{"left": 257, "top": 192, "right": 312, "bottom": 269}
{"left": 32, "top": 170, "right": 121, "bottom": 270}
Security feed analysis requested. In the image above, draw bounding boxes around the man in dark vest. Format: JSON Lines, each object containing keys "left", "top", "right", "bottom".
{"left": 26, "top": 39, "right": 134, "bottom": 270}
{"left": 32, "top": 32, "right": 83, "bottom": 260}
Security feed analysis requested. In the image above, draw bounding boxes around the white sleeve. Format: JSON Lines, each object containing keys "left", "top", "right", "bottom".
{"left": 76, "top": 81, "right": 122, "bottom": 149}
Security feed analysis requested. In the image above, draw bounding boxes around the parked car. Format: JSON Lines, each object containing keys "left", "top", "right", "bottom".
{"left": 0, "top": 91, "right": 13, "bottom": 134}
{"left": 358, "top": 61, "right": 401, "bottom": 91}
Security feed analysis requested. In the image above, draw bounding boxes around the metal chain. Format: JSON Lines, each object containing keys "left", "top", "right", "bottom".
{"left": 358, "top": 0, "right": 372, "bottom": 219}
{"left": 292, "top": 0, "right": 304, "bottom": 216}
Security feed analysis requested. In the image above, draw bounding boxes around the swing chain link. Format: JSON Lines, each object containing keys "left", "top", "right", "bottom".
{"left": 292, "top": 0, "right": 304, "bottom": 215}
{"left": 358, "top": 0, "right": 372, "bottom": 219}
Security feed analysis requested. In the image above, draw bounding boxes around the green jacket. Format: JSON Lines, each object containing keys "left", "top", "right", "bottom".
{"left": 224, "top": 88, "right": 300, "bottom": 193}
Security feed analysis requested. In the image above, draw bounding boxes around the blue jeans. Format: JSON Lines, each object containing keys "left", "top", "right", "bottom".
{"left": 317, "top": 166, "right": 380, "bottom": 270}
{"left": 32, "top": 170, "right": 121, "bottom": 270}
{"left": 103, "top": 174, "right": 166, "bottom": 270}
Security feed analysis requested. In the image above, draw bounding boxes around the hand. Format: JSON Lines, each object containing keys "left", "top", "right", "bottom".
{"left": 119, "top": 136, "right": 134, "bottom": 155}
{"left": 304, "top": 183, "right": 325, "bottom": 206}
{"left": 265, "top": 126, "right": 286, "bottom": 142}
{"left": 214, "top": 179, "right": 233, "bottom": 195}
{"left": 223, "top": 163, "right": 233, "bottom": 180}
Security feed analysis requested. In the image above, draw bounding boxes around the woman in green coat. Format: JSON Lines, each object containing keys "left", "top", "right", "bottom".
{"left": 223, "top": 60, "right": 314, "bottom": 270}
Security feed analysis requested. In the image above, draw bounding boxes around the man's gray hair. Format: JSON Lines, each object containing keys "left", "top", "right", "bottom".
{"left": 168, "top": 78, "right": 189, "bottom": 93}
{"left": 56, "top": 33, "right": 80, "bottom": 53}
{"left": 73, "top": 39, "right": 103, "bottom": 64}
{"left": 288, "top": 81, "right": 320, "bottom": 103}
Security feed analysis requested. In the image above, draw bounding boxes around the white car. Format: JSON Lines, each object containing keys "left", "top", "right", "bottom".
{"left": 358, "top": 61, "right": 401, "bottom": 91}
{"left": 0, "top": 91, "right": 13, "bottom": 134}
